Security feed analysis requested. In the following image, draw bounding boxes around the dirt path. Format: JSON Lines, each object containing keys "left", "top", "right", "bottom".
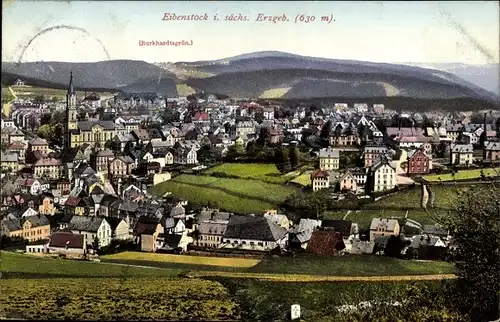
{"left": 98, "top": 261, "right": 456, "bottom": 282}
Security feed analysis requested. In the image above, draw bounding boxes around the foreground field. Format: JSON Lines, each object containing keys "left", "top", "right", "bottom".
{"left": 102, "top": 252, "right": 455, "bottom": 277}
{"left": 0, "top": 278, "right": 239, "bottom": 320}
{"left": 423, "top": 167, "right": 500, "bottom": 182}
{"left": 216, "top": 278, "right": 448, "bottom": 321}
{"left": 152, "top": 174, "right": 297, "bottom": 214}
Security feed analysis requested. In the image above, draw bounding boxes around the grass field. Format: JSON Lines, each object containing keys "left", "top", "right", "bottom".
{"left": 101, "top": 252, "right": 454, "bottom": 277}
{"left": 259, "top": 87, "right": 292, "bottom": 99}
{"left": 1, "top": 86, "right": 15, "bottom": 103}
{"left": 152, "top": 174, "right": 297, "bottom": 214}
{"left": 104, "top": 252, "right": 260, "bottom": 268}
{"left": 423, "top": 167, "right": 500, "bottom": 182}
{"left": 0, "top": 252, "right": 240, "bottom": 320}
{"left": 290, "top": 170, "right": 312, "bottom": 186}
{"left": 176, "top": 83, "right": 196, "bottom": 96}
{"left": 216, "top": 278, "right": 446, "bottom": 321}
{"left": 205, "top": 163, "right": 292, "bottom": 184}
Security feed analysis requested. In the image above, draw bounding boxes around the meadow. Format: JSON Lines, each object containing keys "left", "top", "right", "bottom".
{"left": 423, "top": 167, "right": 500, "bottom": 182}
{"left": 101, "top": 251, "right": 454, "bottom": 278}
{"left": 152, "top": 173, "right": 297, "bottom": 214}
{"left": 0, "top": 252, "right": 240, "bottom": 320}
{"left": 1, "top": 86, "right": 15, "bottom": 103}
{"left": 205, "top": 163, "right": 294, "bottom": 184}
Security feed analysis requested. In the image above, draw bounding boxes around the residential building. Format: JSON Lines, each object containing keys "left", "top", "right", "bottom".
{"left": 0, "top": 152, "right": 19, "bottom": 172}
{"left": 368, "top": 157, "right": 396, "bottom": 193}
{"left": 319, "top": 148, "right": 340, "bottom": 171}
{"left": 311, "top": 169, "right": 330, "bottom": 192}
{"left": 306, "top": 230, "right": 345, "bottom": 256}
{"left": 108, "top": 156, "right": 135, "bottom": 178}
{"left": 407, "top": 149, "right": 431, "bottom": 175}
{"left": 450, "top": 143, "right": 473, "bottom": 166}
{"left": 0, "top": 215, "right": 51, "bottom": 242}
{"left": 339, "top": 171, "right": 357, "bottom": 192}
{"left": 68, "top": 216, "right": 112, "bottom": 248}
{"left": 369, "top": 218, "right": 400, "bottom": 241}
{"left": 364, "top": 146, "right": 391, "bottom": 168}
{"left": 133, "top": 216, "right": 164, "bottom": 252}
{"left": 33, "top": 158, "right": 62, "bottom": 179}
{"left": 483, "top": 141, "right": 500, "bottom": 163}
{"left": 28, "top": 137, "right": 50, "bottom": 155}
{"left": 48, "top": 232, "right": 86, "bottom": 256}
{"left": 221, "top": 215, "right": 288, "bottom": 251}
{"left": 197, "top": 220, "right": 229, "bottom": 248}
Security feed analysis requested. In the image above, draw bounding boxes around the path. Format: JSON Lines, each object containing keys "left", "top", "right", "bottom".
{"left": 97, "top": 261, "right": 456, "bottom": 282}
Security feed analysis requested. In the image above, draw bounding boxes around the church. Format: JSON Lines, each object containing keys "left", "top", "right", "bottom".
{"left": 64, "top": 73, "right": 126, "bottom": 150}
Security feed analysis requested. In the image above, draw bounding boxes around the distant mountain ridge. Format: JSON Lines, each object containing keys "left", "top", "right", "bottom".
{"left": 2, "top": 51, "right": 499, "bottom": 106}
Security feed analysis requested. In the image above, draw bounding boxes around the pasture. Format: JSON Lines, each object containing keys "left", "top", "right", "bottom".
{"left": 423, "top": 167, "right": 500, "bottom": 182}
{"left": 205, "top": 163, "right": 292, "bottom": 184}
{"left": 152, "top": 174, "right": 297, "bottom": 214}
{"left": 11, "top": 85, "right": 116, "bottom": 100}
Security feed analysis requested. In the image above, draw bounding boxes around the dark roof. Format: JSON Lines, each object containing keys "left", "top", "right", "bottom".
{"left": 69, "top": 216, "right": 105, "bottom": 232}
{"left": 49, "top": 232, "right": 85, "bottom": 249}
{"left": 422, "top": 225, "right": 448, "bottom": 236}
{"left": 223, "top": 215, "right": 287, "bottom": 242}
{"left": 133, "top": 216, "right": 161, "bottom": 235}
{"left": 158, "top": 233, "right": 182, "bottom": 248}
{"left": 306, "top": 230, "right": 345, "bottom": 256}
{"left": 25, "top": 214, "right": 50, "bottom": 227}
{"left": 321, "top": 220, "right": 353, "bottom": 237}
{"left": 106, "top": 217, "right": 125, "bottom": 231}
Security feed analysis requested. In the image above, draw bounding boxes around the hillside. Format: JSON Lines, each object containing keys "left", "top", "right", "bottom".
{"left": 184, "top": 68, "right": 488, "bottom": 100}
{"left": 2, "top": 60, "right": 177, "bottom": 93}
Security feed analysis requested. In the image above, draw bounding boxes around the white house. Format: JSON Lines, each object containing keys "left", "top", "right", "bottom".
{"left": 368, "top": 157, "right": 396, "bottom": 193}
{"left": 221, "top": 215, "right": 288, "bottom": 251}
{"left": 450, "top": 143, "right": 473, "bottom": 166}
{"left": 68, "top": 216, "right": 112, "bottom": 248}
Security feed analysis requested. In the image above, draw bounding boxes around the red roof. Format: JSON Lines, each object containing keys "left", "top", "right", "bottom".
{"left": 49, "top": 232, "right": 85, "bottom": 249}
{"left": 306, "top": 230, "right": 345, "bottom": 256}
{"left": 311, "top": 169, "right": 329, "bottom": 180}
{"left": 193, "top": 112, "right": 209, "bottom": 121}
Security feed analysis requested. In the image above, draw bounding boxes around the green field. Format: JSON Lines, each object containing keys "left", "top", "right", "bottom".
{"left": 1, "top": 86, "right": 15, "bottom": 103}
{"left": 259, "top": 87, "right": 292, "bottom": 99}
{"left": 176, "top": 83, "right": 196, "bottom": 96}
{"left": 205, "top": 163, "right": 293, "bottom": 184}
{"left": 423, "top": 167, "right": 500, "bottom": 182}
{"left": 290, "top": 171, "right": 312, "bottom": 186}
{"left": 152, "top": 174, "right": 297, "bottom": 214}
{"left": 101, "top": 251, "right": 454, "bottom": 277}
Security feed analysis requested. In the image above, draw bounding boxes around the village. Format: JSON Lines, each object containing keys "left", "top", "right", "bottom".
{"left": 1, "top": 75, "right": 500, "bottom": 262}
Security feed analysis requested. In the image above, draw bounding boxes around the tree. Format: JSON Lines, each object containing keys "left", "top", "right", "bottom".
{"left": 319, "top": 120, "right": 332, "bottom": 139}
{"left": 384, "top": 235, "right": 407, "bottom": 258}
{"left": 197, "top": 144, "right": 216, "bottom": 164}
{"left": 51, "top": 96, "right": 59, "bottom": 103}
{"left": 439, "top": 186, "right": 500, "bottom": 322}
{"left": 105, "top": 140, "right": 120, "bottom": 153}
{"left": 34, "top": 95, "right": 45, "bottom": 104}
{"left": 289, "top": 146, "right": 300, "bottom": 170}
{"left": 40, "top": 113, "right": 51, "bottom": 126}
{"left": 37, "top": 124, "right": 55, "bottom": 140}
{"left": 275, "top": 146, "right": 291, "bottom": 174}
{"left": 51, "top": 110, "right": 65, "bottom": 124}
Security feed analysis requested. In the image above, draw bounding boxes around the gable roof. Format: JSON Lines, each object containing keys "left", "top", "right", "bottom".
{"left": 69, "top": 216, "right": 105, "bottom": 232}
{"left": 223, "top": 215, "right": 287, "bottom": 242}
{"left": 321, "top": 219, "right": 353, "bottom": 237}
{"left": 306, "top": 230, "right": 345, "bottom": 255}
{"left": 49, "top": 232, "right": 85, "bottom": 249}
{"left": 370, "top": 218, "right": 399, "bottom": 231}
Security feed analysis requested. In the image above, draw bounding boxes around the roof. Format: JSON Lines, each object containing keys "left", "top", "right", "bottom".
{"left": 223, "top": 215, "right": 287, "bottom": 242}
{"left": 198, "top": 220, "right": 228, "bottom": 235}
{"left": 25, "top": 214, "right": 50, "bottom": 227}
{"left": 306, "top": 230, "right": 345, "bottom": 255}
{"left": 28, "top": 137, "right": 48, "bottom": 146}
{"left": 158, "top": 233, "right": 182, "bottom": 248}
{"left": 311, "top": 169, "right": 330, "bottom": 180}
{"left": 34, "top": 158, "right": 61, "bottom": 167}
{"left": 485, "top": 141, "right": 500, "bottom": 151}
{"left": 450, "top": 143, "right": 473, "bottom": 153}
{"left": 69, "top": 216, "right": 105, "bottom": 232}
{"left": 49, "top": 232, "right": 85, "bottom": 249}
{"left": 78, "top": 121, "right": 118, "bottom": 131}
{"left": 422, "top": 224, "right": 448, "bottom": 236}
{"left": 319, "top": 148, "right": 339, "bottom": 158}
{"left": 1, "top": 152, "right": 18, "bottom": 163}
{"left": 133, "top": 216, "right": 161, "bottom": 235}
{"left": 370, "top": 218, "right": 399, "bottom": 231}
{"left": 321, "top": 219, "right": 353, "bottom": 237}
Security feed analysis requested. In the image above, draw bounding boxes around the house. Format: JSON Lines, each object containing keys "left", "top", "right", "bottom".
{"left": 369, "top": 218, "right": 400, "bottom": 241}
{"left": 38, "top": 194, "right": 57, "bottom": 215}
{"left": 263, "top": 213, "right": 291, "bottom": 230}
{"left": 108, "top": 156, "right": 135, "bottom": 178}
{"left": 221, "top": 215, "right": 288, "bottom": 251}
{"left": 339, "top": 171, "right": 357, "bottom": 192}
{"left": 48, "top": 232, "right": 86, "bottom": 256}
{"left": 0, "top": 214, "right": 51, "bottom": 242}
{"left": 368, "top": 156, "right": 396, "bottom": 193}
{"left": 33, "top": 158, "right": 62, "bottom": 179}
{"left": 329, "top": 123, "right": 360, "bottom": 146}
{"left": 197, "top": 220, "right": 229, "bottom": 248}
{"left": 28, "top": 137, "right": 50, "bottom": 155}
{"left": 14, "top": 78, "right": 25, "bottom": 86}
{"left": 311, "top": 169, "right": 330, "bottom": 192}
{"left": 483, "top": 141, "right": 500, "bottom": 163}
{"left": 450, "top": 143, "right": 473, "bottom": 166}
{"left": 26, "top": 239, "right": 50, "bottom": 253}
{"left": 288, "top": 218, "right": 321, "bottom": 250}
{"left": 92, "top": 149, "right": 115, "bottom": 173}
{"left": 20, "top": 178, "right": 41, "bottom": 195}
{"left": 422, "top": 224, "right": 449, "bottom": 237}
{"left": 156, "top": 233, "right": 191, "bottom": 252}
{"left": 319, "top": 148, "right": 340, "bottom": 171}
{"left": 164, "top": 217, "right": 186, "bottom": 235}
{"left": 364, "top": 146, "right": 392, "bottom": 168}
{"left": 0, "top": 152, "right": 20, "bottom": 172}
{"left": 174, "top": 147, "right": 198, "bottom": 164}
{"left": 306, "top": 230, "right": 346, "bottom": 256}
{"left": 133, "top": 216, "right": 164, "bottom": 252}
{"left": 106, "top": 217, "right": 132, "bottom": 240}
{"left": 321, "top": 219, "right": 356, "bottom": 251}
{"left": 407, "top": 149, "right": 431, "bottom": 175}
{"left": 68, "top": 216, "right": 112, "bottom": 248}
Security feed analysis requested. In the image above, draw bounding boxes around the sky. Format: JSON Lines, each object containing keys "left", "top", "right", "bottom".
{"left": 2, "top": 1, "right": 499, "bottom": 65}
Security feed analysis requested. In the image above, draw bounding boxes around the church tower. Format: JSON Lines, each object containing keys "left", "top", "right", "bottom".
{"left": 65, "top": 71, "right": 78, "bottom": 149}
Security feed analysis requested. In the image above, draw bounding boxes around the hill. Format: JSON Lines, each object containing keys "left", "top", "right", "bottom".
{"left": 1, "top": 60, "right": 177, "bottom": 94}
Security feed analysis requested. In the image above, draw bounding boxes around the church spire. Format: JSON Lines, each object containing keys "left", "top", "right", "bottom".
{"left": 68, "top": 71, "right": 74, "bottom": 94}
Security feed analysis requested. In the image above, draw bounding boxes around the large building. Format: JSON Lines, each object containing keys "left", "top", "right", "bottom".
{"left": 64, "top": 73, "right": 125, "bottom": 150}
